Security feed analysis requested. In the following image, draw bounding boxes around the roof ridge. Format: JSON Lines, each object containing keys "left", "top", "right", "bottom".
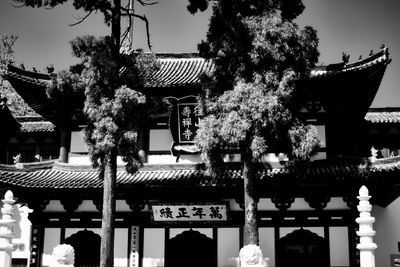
{"left": 367, "top": 107, "right": 400, "bottom": 112}
{"left": 0, "top": 160, "right": 56, "bottom": 172}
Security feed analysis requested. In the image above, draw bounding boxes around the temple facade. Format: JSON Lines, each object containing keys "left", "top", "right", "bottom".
{"left": 0, "top": 48, "right": 400, "bottom": 267}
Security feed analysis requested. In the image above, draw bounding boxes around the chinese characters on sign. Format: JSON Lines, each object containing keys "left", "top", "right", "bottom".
{"left": 129, "top": 226, "right": 140, "bottom": 267}
{"left": 151, "top": 204, "right": 228, "bottom": 222}
{"left": 177, "top": 103, "right": 202, "bottom": 143}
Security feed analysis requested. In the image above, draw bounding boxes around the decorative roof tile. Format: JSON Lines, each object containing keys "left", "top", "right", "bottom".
{"left": 311, "top": 47, "right": 390, "bottom": 77}
{"left": 148, "top": 56, "right": 215, "bottom": 88}
{"left": 365, "top": 107, "right": 400, "bottom": 123}
{"left": 15, "top": 116, "right": 55, "bottom": 133}
{"left": 0, "top": 156, "right": 399, "bottom": 189}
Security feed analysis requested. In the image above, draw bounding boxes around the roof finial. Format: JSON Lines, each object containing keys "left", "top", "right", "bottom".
{"left": 32, "top": 67, "right": 37, "bottom": 73}
{"left": 369, "top": 50, "right": 374, "bottom": 56}
{"left": 342, "top": 52, "right": 350, "bottom": 64}
{"left": 380, "top": 44, "right": 386, "bottom": 49}
{"left": 46, "top": 64, "right": 54, "bottom": 74}
{"left": 358, "top": 55, "right": 363, "bottom": 60}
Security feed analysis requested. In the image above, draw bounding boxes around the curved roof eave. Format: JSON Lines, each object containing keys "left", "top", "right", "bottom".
{"left": 1, "top": 47, "right": 391, "bottom": 125}
{"left": 0, "top": 156, "right": 399, "bottom": 190}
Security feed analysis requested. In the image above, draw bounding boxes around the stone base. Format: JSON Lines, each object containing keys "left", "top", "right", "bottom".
{"left": 239, "top": 245, "right": 268, "bottom": 267}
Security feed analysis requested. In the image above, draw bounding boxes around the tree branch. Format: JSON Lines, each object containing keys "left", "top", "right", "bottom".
{"left": 10, "top": 1, "right": 26, "bottom": 8}
{"left": 136, "top": 0, "right": 158, "bottom": 6}
{"left": 120, "top": 14, "right": 132, "bottom": 48}
{"left": 69, "top": 10, "right": 94, "bottom": 26}
{"left": 121, "top": 11, "right": 152, "bottom": 51}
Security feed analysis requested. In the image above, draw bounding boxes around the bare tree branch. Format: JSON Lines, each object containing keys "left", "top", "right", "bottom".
{"left": 120, "top": 14, "right": 132, "bottom": 48}
{"left": 133, "top": 13, "right": 152, "bottom": 50}
{"left": 121, "top": 7, "right": 152, "bottom": 51}
{"left": 10, "top": 1, "right": 26, "bottom": 8}
{"left": 69, "top": 10, "right": 94, "bottom": 26}
{"left": 137, "top": 0, "right": 158, "bottom": 6}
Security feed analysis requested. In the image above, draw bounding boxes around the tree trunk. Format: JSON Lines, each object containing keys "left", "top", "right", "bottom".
{"left": 243, "top": 159, "right": 259, "bottom": 245}
{"left": 100, "top": 149, "right": 117, "bottom": 267}
{"left": 100, "top": 1, "right": 120, "bottom": 267}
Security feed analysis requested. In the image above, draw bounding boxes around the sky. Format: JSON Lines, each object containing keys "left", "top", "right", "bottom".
{"left": 0, "top": 0, "right": 399, "bottom": 107}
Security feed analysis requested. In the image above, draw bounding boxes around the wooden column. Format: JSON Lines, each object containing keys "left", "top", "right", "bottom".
{"left": 59, "top": 129, "right": 69, "bottom": 163}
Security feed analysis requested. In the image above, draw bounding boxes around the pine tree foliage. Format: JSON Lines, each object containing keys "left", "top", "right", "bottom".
{"left": 0, "top": 35, "right": 37, "bottom": 116}
{"left": 48, "top": 35, "right": 160, "bottom": 173}
{"left": 194, "top": 0, "right": 321, "bottom": 172}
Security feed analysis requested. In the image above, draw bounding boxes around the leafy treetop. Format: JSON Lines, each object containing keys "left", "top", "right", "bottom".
{"left": 48, "top": 35, "right": 161, "bottom": 173}
{"left": 193, "top": 0, "right": 321, "bottom": 173}
{"left": 0, "top": 35, "right": 37, "bottom": 116}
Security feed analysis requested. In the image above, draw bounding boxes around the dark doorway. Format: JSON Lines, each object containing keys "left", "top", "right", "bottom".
{"left": 64, "top": 229, "right": 101, "bottom": 267}
{"left": 277, "top": 228, "right": 329, "bottom": 267}
{"left": 165, "top": 229, "right": 216, "bottom": 267}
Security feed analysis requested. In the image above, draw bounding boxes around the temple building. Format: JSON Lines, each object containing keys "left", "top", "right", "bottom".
{"left": 0, "top": 47, "right": 400, "bottom": 267}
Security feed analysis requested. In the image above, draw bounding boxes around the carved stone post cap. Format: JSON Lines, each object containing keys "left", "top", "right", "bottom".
{"left": 359, "top": 186, "right": 369, "bottom": 197}
{"left": 4, "top": 191, "right": 13, "bottom": 201}
{"left": 239, "top": 245, "right": 267, "bottom": 267}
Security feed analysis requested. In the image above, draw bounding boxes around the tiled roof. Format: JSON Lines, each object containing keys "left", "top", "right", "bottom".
{"left": 0, "top": 156, "right": 399, "bottom": 189}
{"left": 16, "top": 116, "right": 56, "bottom": 133}
{"left": 148, "top": 56, "right": 215, "bottom": 87}
{"left": 365, "top": 107, "right": 400, "bottom": 123}
{"left": 4, "top": 48, "right": 390, "bottom": 89}
{"left": 311, "top": 47, "right": 390, "bottom": 77}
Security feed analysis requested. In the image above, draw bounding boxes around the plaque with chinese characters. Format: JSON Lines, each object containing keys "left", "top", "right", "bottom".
{"left": 177, "top": 103, "right": 202, "bottom": 143}
{"left": 150, "top": 203, "right": 228, "bottom": 222}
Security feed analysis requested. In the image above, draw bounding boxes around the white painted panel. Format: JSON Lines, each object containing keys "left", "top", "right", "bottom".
{"left": 325, "top": 197, "right": 349, "bottom": 210}
{"left": 43, "top": 200, "right": 64, "bottom": 212}
{"left": 114, "top": 228, "right": 129, "bottom": 267}
{"left": 315, "top": 125, "right": 326, "bottom": 148}
{"left": 289, "top": 198, "right": 310, "bottom": 210}
{"left": 42, "top": 228, "right": 61, "bottom": 267}
{"left": 218, "top": 228, "right": 240, "bottom": 267}
{"left": 259, "top": 227, "right": 275, "bottom": 267}
{"left": 225, "top": 199, "right": 242, "bottom": 211}
{"left": 76, "top": 200, "right": 97, "bottom": 212}
{"left": 70, "top": 130, "right": 88, "bottom": 153}
{"left": 149, "top": 129, "right": 173, "bottom": 151}
{"left": 169, "top": 228, "right": 212, "bottom": 239}
{"left": 143, "top": 228, "right": 165, "bottom": 267}
{"left": 329, "top": 227, "right": 349, "bottom": 267}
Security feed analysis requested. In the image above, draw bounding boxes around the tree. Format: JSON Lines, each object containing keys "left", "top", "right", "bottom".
{"left": 0, "top": 35, "right": 37, "bottom": 116}
{"left": 11, "top": 1, "right": 158, "bottom": 266}
{"left": 190, "top": 0, "right": 320, "bottom": 252}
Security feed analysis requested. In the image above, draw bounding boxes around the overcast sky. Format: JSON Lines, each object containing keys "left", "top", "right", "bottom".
{"left": 0, "top": 0, "right": 399, "bottom": 107}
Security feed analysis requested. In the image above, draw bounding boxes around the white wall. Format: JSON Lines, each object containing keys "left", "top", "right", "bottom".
{"left": 329, "top": 227, "right": 349, "bottom": 267}
{"left": 374, "top": 196, "right": 400, "bottom": 267}
{"left": 143, "top": 228, "right": 165, "bottom": 267}
{"left": 218, "top": 228, "right": 240, "bottom": 267}
{"left": 259, "top": 227, "right": 275, "bottom": 267}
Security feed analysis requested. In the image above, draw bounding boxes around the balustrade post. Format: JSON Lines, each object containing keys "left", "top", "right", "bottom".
{"left": 0, "top": 190, "right": 16, "bottom": 267}
{"left": 356, "top": 185, "right": 377, "bottom": 267}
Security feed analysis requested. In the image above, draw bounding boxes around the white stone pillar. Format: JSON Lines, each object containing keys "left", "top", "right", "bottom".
{"left": 0, "top": 190, "right": 16, "bottom": 267}
{"left": 356, "top": 185, "right": 377, "bottom": 267}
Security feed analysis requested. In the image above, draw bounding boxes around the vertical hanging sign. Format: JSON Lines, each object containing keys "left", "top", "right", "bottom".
{"left": 177, "top": 103, "right": 202, "bottom": 143}
{"left": 166, "top": 96, "right": 203, "bottom": 155}
{"left": 129, "top": 226, "right": 140, "bottom": 267}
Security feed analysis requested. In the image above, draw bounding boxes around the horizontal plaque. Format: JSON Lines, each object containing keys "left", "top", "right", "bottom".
{"left": 150, "top": 203, "right": 228, "bottom": 222}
